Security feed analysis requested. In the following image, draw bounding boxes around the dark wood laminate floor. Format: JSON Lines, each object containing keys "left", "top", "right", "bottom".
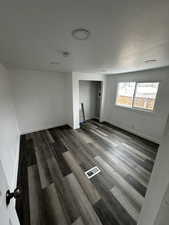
{"left": 16, "top": 120, "right": 158, "bottom": 225}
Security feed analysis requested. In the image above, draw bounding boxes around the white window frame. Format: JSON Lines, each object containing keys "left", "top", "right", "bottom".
{"left": 115, "top": 81, "right": 160, "bottom": 112}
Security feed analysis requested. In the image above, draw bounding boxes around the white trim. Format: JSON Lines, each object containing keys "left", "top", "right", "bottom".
{"left": 20, "top": 123, "right": 67, "bottom": 135}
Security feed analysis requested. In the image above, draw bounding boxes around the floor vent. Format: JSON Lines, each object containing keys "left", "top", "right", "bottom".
{"left": 85, "top": 166, "right": 101, "bottom": 179}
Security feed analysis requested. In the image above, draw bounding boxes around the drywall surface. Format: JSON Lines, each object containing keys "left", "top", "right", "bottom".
{"left": 154, "top": 180, "right": 169, "bottom": 225}
{"left": 10, "top": 69, "right": 69, "bottom": 134}
{"left": 0, "top": 64, "right": 20, "bottom": 189}
{"left": 79, "top": 81, "right": 100, "bottom": 121}
{"left": 64, "top": 73, "right": 74, "bottom": 128}
{"left": 72, "top": 72, "right": 106, "bottom": 129}
{"left": 138, "top": 115, "right": 169, "bottom": 225}
{"left": 103, "top": 67, "right": 169, "bottom": 143}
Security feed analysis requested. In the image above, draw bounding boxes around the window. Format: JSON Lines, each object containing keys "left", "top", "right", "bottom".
{"left": 116, "top": 82, "right": 136, "bottom": 107}
{"left": 116, "top": 81, "right": 159, "bottom": 111}
{"left": 133, "top": 82, "right": 159, "bottom": 111}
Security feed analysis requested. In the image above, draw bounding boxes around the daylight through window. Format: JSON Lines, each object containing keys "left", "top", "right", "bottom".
{"left": 116, "top": 82, "right": 159, "bottom": 111}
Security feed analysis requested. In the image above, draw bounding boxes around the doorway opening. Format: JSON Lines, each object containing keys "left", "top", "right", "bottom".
{"left": 79, "top": 80, "right": 102, "bottom": 124}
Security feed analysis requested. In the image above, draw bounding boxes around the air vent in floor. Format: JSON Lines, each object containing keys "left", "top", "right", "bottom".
{"left": 85, "top": 166, "right": 101, "bottom": 179}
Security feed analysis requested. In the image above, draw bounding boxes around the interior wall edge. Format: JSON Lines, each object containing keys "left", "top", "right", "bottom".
{"left": 0, "top": 63, "right": 21, "bottom": 191}
{"left": 11, "top": 135, "right": 21, "bottom": 190}
{"left": 138, "top": 115, "right": 169, "bottom": 225}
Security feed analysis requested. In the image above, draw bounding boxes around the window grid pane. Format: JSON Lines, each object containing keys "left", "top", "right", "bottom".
{"left": 133, "top": 82, "right": 159, "bottom": 111}
{"left": 116, "top": 82, "right": 135, "bottom": 107}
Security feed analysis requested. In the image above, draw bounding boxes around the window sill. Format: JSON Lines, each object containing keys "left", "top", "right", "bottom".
{"left": 114, "top": 104, "right": 157, "bottom": 115}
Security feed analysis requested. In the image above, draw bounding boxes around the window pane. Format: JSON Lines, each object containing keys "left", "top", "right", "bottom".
{"left": 116, "top": 82, "right": 136, "bottom": 107}
{"left": 133, "top": 82, "right": 159, "bottom": 111}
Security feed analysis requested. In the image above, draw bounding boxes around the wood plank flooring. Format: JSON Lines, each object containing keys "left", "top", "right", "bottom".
{"left": 16, "top": 120, "right": 158, "bottom": 225}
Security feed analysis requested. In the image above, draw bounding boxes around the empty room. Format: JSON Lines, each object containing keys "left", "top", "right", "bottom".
{"left": 0, "top": 1, "right": 169, "bottom": 225}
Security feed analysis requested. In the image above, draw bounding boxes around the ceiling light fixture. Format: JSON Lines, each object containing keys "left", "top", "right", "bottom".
{"left": 72, "top": 28, "right": 90, "bottom": 40}
{"left": 144, "top": 59, "right": 157, "bottom": 63}
{"left": 62, "top": 51, "right": 70, "bottom": 57}
{"left": 56, "top": 50, "right": 70, "bottom": 57}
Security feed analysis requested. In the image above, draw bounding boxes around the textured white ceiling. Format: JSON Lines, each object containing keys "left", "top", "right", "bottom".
{"left": 0, "top": 0, "right": 169, "bottom": 74}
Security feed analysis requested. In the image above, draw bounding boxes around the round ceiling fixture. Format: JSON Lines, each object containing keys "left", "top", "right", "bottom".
{"left": 62, "top": 51, "right": 70, "bottom": 57}
{"left": 72, "top": 28, "right": 90, "bottom": 40}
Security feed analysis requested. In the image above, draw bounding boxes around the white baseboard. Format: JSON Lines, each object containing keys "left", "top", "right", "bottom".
{"left": 20, "top": 122, "right": 67, "bottom": 135}
{"left": 105, "top": 120, "right": 160, "bottom": 144}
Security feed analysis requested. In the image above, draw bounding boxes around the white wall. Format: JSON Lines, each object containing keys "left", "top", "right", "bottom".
{"left": 138, "top": 114, "right": 169, "bottom": 225}
{"left": 64, "top": 73, "right": 74, "bottom": 128}
{"left": 154, "top": 180, "right": 169, "bottom": 225}
{"left": 71, "top": 72, "right": 106, "bottom": 129}
{"left": 103, "top": 67, "right": 169, "bottom": 143}
{"left": 10, "top": 69, "right": 70, "bottom": 134}
{"left": 79, "top": 81, "right": 100, "bottom": 121}
{"left": 0, "top": 64, "right": 20, "bottom": 189}
{"left": 0, "top": 63, "right": 20, "bottom": 225}
{"left": 10, "top": 70, "right": 105, "bottom": 133}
